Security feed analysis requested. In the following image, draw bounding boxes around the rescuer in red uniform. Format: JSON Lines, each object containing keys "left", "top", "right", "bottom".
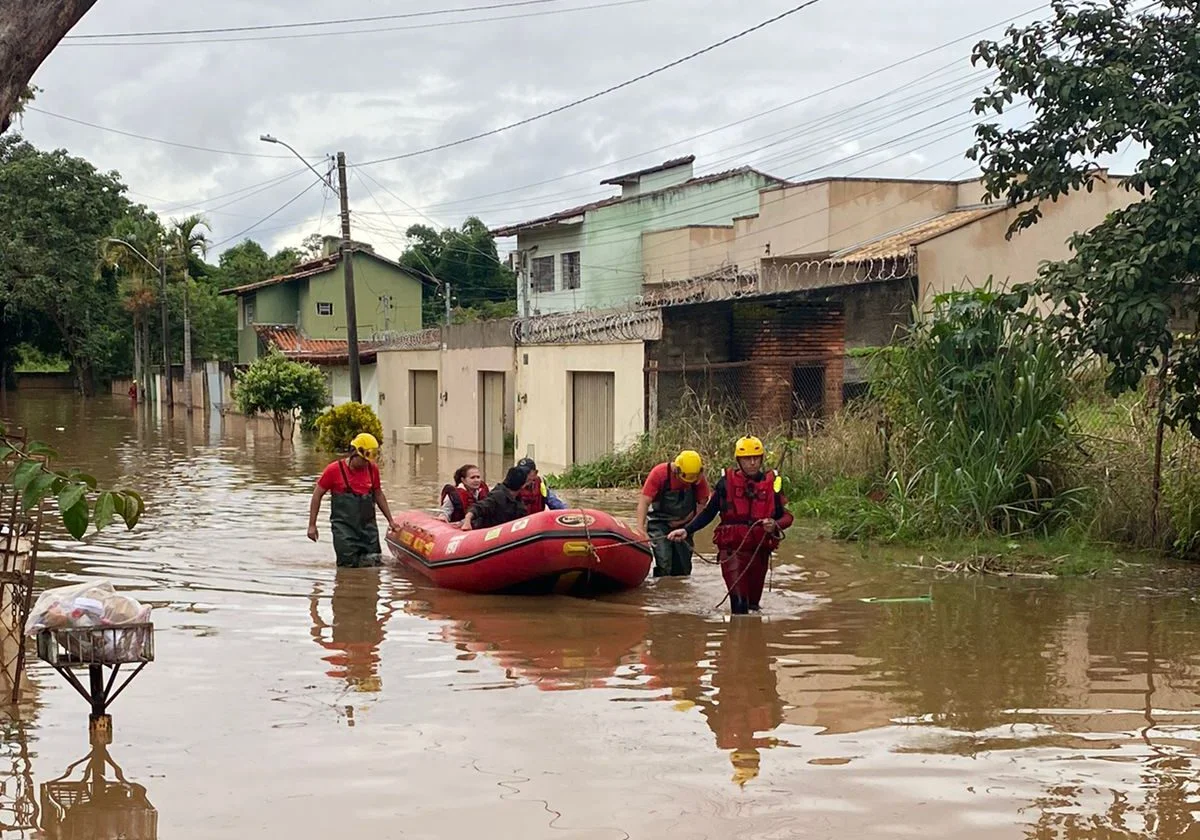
{"left": 667, "top": 436, "right": 792, "bottom": 615}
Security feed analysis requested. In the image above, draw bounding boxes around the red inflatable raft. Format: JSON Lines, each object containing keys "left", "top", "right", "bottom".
{"left": 385, "top": 509, "right": 651, "bottom": 595}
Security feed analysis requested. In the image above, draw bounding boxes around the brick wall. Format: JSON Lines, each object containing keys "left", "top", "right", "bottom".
{"left": 731, "top": 301, "right": 845, "bottom": 428}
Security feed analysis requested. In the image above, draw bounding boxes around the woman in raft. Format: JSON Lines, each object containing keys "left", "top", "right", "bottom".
{"left": 436, "top": 464, "right": 487, "bottom": 523}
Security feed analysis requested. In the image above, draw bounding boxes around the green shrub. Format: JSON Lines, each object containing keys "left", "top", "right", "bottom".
{"left": 233, "top": 350, "right": 329, "bottom": 439}
{"left": 314, "top": 401, "right": 384, "bottom": 453}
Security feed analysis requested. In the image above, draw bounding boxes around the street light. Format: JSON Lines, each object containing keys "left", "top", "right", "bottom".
{"left": 106, "top": 238, "right": 171, "bottom": 410}
{"left": 259, "top": 134, "right": 362, "bottom": 403}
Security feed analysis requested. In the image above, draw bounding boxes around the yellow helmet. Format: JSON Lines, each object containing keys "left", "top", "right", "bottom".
{"left": 734, "top": 436, "right": 765, "bottom": 458}
{"left": 351, "top": 432, "right": 380, "bottom": 460}
{"left": 672, "top": 450, "right": 703, "bottom": 483}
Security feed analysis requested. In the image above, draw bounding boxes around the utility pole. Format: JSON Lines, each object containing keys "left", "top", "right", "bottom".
{"left": 159, "top": 251, "right": 173, "bottom": 411}
{"left": 181, "top": 260, "right": 193, "bottom": 414}
{"left": 444, "top": 282, "right": 452, "bottom": 327}
{"left": 336, "top": 152, "right": 362, "bottom": 404}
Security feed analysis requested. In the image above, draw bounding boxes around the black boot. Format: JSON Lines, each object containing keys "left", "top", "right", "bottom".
{"left": 730, "top": 595, "right": 750, "bottom": 615}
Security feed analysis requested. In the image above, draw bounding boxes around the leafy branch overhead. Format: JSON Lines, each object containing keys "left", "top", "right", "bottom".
{"left": 968, "top": 0, "right": 1200, "bottom": 433}
{"left": 0, "top": 424, "right": 143, "bottom": 540}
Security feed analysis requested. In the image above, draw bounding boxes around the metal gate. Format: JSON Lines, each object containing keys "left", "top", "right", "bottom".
{"left": 570, "top": 372, "right": 614, "bottom": 465}
{"left": 480, "top": 371, "right": 505, "bottom": 455}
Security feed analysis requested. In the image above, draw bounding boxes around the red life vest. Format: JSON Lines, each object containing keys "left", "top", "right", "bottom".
{"left": 440, "top": 483, "right": 488, "bottom": 523}
{"left": 714, "top": 468, "right": 781, "bottom": 552}
{"left": 516, "top": 479, "right": 547, "bottom": 514}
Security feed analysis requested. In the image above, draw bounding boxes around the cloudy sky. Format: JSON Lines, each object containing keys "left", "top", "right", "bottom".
{"left": 16, "top": 0, "right": 1141, "bottom": 263}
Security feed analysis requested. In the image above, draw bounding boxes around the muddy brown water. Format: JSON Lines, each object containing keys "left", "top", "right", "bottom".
{"left": 3, "top": 393, "right": 1200, "bottom": 838}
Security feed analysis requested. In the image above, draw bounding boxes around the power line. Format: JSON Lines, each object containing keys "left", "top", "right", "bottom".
{"left": 63, "top": 0, "right": 590, "bottom": 38}
{"left": 380, "top": 2, "right": 1047, "bottom": 209}
{"left": 23, "top": 106, "right": 300, "bottom": 159}
{"left": 60, "top": 0, "right": 653, "bottom": 47}
{"left": 212, "top": 179, "right": 325, "bottom": 248}
{"left": 354, "top": 0, "right": 829, "bottom": 167}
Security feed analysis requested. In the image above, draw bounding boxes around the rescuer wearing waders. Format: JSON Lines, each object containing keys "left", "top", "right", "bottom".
{"left": 307, "top": 433, "right": 396, "bottom": 568}
{"left": 667, "top": 436, "right": 792, "bottom": 614}
{"left": 636, "top": 450, "right": 709, "bottom": 577}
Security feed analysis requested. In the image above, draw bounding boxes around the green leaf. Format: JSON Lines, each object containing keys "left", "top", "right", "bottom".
{"left": 57, "top": 483, "right": 87, "bottom": 517}
{"left": 11, "top": 460, "right": 41, "bottom": 492}
{"left": 75, "top": 473, "right": 98, "bottom": 491}
{"left": 21, "top": 471, "right": 57, "bottom": 511}
{"left": 94, "top": 492, "right": 116, "bottom": 531}
{"left": 26, "top": 441, "right": 58, "bottom": 459}
{"left": 119, "top": 491, "right": 143, "bottom": 529}
{"left": 61, "top": 499, "right": 89, "bottom": 540}
{"left": 110, "top": 492, "right": 126, "bottom": 519}
{"left": 0, "top": 443, "right": 13, "bottom": 461}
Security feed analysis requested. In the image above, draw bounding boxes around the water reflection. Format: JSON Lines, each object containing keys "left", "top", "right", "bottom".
{"left": 309, "top": 568, "right": 396, "bottom": 694}
{"left": 700, "top": 618, "right": 785, "bottom": 787}
{"left": 40, "top": 740, "right": 156, "bottom": 840}
{"left": 0, "top": 716, "right": 36, "bottom": 835}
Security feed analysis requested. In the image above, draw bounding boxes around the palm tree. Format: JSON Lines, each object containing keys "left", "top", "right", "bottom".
{"left": 169, "top": 214, "right": 211, "bottom": 413}
{"left": 102, "top": 216, "right": 168, "bottom": 404}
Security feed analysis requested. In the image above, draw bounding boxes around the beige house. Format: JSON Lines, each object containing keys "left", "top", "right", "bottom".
{"left": 643, "top": 172, "right": 1139, "bottom": 305}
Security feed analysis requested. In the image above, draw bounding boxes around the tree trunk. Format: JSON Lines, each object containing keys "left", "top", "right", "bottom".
{"left": 0, "top": 0, "right": 100, "bottom": 134}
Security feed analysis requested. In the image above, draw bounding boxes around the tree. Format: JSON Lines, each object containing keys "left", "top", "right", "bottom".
{"left": 968, "top": 0, "right": 1200, "bottom": 432}
{"left": 213, "top": 239, "right": 301, "bottom": 290}
{"left": 103, "top": 209, "right": 167, "bottom": 396}
{"left": 0, "top": 135, "right": 132, "bottom": 394}
{"left": 0, "top": 0, "right": 99, "bottom": 134}
{"left": 398, "top": 217, "right": 516, "bottom": 327}
{"left": 233, "top": 349, "right": 329, "bottom": 439}
{"left": 170, "top": 214, "right": 211, "bottom": 407}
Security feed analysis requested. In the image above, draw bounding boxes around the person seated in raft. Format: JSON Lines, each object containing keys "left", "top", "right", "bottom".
{"left": 514, "top": 457, "right": 568, "bottom": 514}
{"left": 436, "top": 464, "right": 487, "bottom": 523}
{"left": 459, "top": 466, "right": 529, "bottom": 531}
{"left": 307, "top": 433, "right": 396, "bottom": 568}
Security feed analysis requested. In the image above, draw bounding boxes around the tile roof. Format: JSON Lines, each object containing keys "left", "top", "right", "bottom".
{"left": 830, "top": 206, "right": 1005, "bottom": 263}
{"left": 219, "top": 247, "right": 432, "bottom": 296}
{"left": 600, "top": 155, "right": 695, "bottom": 186}
{"left": 490, "top": 166, "right": 784, "bottom": 237}
{"left": 253, "top": 324, "right": 384, "bottom": 365}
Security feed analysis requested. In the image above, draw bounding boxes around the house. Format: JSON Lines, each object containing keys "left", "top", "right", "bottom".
{"left": 219, "top": 237, "right": 431, "bottom": 408}
{"left": 641, "top": 172, "right": 1142, "bottom": 428}
{"left": 491, "top": 156, "right": 786, "bottom": 315}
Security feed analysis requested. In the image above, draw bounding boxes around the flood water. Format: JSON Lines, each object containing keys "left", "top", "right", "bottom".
{"left": 4, "top": 392, "right": 1200, "bottom": 838}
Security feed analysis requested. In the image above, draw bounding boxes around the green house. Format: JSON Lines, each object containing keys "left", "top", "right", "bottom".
{"left": 219, "top": 239, "right": 430, "bottom": 365}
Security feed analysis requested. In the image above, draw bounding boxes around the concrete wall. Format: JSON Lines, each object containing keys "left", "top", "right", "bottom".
{"left": 376, "top": 348, "right": 441, "bottom": 449}
{"left": 643, "top": 226, "right": 736, "bottom": 285}
{"left": 514, "top": 342, "right": 645, "bottom": 470}
{"left": 328, "top": 363, "right": 380, "bottom": 411}
{"left": 916, "top": 177, "right": 1140, "bottom": 306}
{"left": 640, "top": 179, "right": 963, "bottom": 286}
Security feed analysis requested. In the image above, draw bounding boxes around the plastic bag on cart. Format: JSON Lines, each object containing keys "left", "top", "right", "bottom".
{"left": 24, "top": 580, "right": 151, "bottom": 637}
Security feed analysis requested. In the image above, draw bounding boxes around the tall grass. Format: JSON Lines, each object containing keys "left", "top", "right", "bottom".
{"left": 838, "top": 288, "right": 1083, "bottom": 540}
{"left": 550, "top": 389, "right": 884, "bottom": 497}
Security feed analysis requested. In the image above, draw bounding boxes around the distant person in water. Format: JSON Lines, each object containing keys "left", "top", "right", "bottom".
{"left": 307, "top": 433, "right": 396, "bottom": 567}
{"left": 459, "top": 466, "right": 529, "bottom": 531}
{"left": 437, "top": 464, "right": 487, "bottom": 523}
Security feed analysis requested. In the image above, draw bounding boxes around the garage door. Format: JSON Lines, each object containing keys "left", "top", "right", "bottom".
{"left": 571, "top": 372, "right": 614, "bottom": 465}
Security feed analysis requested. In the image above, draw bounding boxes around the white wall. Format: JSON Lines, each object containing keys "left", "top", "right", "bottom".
{"left": 514, "top": 342, "right": 645, "bottom": 470}
{"left": 328, "top": 363, "right": 379, "bottom": 412}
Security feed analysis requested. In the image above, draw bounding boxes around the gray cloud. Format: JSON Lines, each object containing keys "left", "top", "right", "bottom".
{"left": 18, "top": 0, "right": 1142, "bottom": 263}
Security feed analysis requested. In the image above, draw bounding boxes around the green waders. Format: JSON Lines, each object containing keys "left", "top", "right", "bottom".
{"left": 648, "top": 473, "right": 698, "bottom": 578}
{"left": 330, "top": 461, "right": 382, "bottom": 568}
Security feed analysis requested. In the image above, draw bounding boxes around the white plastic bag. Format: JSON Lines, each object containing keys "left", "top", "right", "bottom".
{"left": 24, "top": 580, "right": 151, "bottom": 637}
